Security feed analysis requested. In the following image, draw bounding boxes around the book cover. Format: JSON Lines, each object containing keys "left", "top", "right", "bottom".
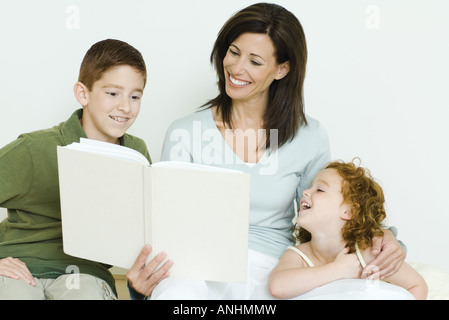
{"left": 57, "top": 139, "right": 250, "bottom": 282}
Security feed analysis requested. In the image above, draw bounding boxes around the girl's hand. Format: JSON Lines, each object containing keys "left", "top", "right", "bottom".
{"left": 364, "top": 229, "right": 406, "bottom": 279}
{"left": 0, "top": 257, "right": 36, "bottom": 286}
{"left": 333, "top": 247, "right": 362, "bottom": 279}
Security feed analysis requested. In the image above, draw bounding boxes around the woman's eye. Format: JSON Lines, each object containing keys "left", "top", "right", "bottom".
{"left": 229, "top": 49, "right": 239, "bottom": 56}
{"left": 251, "top": 60, "right": 262, "bottom": 66}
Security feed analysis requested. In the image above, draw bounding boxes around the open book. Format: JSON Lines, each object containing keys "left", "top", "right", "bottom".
{"left": 57, "top": 138, "right": 250, "bottom": 283}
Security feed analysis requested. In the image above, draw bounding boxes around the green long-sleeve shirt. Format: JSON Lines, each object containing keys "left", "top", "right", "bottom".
{"left": 0, "top": 109, "right": 150, "bottom": 295}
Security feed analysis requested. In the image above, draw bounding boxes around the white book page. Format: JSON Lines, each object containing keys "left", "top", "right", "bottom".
{"left": 152, "top": 161, "right": 243, "bottom": 174}
{"left": 64, "top": 138, "right": 150, "bottom": 166}
{"left": 149, "top": 166, "right": 249, "bottom": 282}
{"left": 58, "top": 146, "right": 145, "bottom": 269}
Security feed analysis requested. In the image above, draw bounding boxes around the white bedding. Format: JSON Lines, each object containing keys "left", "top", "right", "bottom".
{"left": 292, "top": 261, "right": 449, "bottom": 300}
{"left": 408, "top": 261, "right": 449, "bottom": 300}
{"left": 293, "top": 278, "right": 414, "bottom": 300}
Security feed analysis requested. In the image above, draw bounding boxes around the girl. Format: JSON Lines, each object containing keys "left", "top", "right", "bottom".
{"left": 269, "top": 159, "right": 427, "bottom": 299}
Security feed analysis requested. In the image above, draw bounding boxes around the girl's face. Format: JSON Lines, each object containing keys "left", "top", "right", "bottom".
{"left": 222, "top": 32, "right": 289, "bottom": 106}
{"left": 297, "top": 168, "right": 351, "bottom": 230}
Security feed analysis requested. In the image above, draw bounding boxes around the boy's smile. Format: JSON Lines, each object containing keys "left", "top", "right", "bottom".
{"left": 76, "top": 65, "right": 145, "bottom": 144}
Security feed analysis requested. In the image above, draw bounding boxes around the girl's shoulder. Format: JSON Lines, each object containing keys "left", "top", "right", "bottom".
{"left": 284, "top": 243, "right": 314, "bottom": 267}
{"left": 358, "top": 246, "right": 378, "bottom": 268}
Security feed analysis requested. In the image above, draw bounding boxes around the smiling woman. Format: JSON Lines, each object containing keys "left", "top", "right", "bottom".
{"left": 135, "top": 2, "right": 334, "bottom": 300}
{"left": 205, "top": 3, "right": 309, "bottom": 151}
{"left": 223, "top": 33, "right": 290, "bottom": 107}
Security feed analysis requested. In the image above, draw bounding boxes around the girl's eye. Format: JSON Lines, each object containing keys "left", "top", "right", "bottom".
{"left": 317, "top": 189, "right": 324, "bottom": 192}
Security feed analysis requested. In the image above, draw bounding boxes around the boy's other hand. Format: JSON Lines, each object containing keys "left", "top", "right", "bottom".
{"left": 0, "top": 257, "right": 36, "bottom": 286}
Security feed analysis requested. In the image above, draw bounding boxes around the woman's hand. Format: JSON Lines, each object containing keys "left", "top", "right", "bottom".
{"left": 126, "top": 245, "right": 173, "bottom": 297}
{"left": 363, "top": 229, "right": 406, "bottom": 279}
{"left": 0, "top": 257, "right": 36, "bottom": 286}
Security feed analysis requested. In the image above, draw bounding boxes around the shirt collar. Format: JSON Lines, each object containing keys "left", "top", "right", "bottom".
{"left": 60, "top": 108, "right": 130, "bottom": 147}
{"left": 59, "top": 109, "right": 87, "bottom": 146}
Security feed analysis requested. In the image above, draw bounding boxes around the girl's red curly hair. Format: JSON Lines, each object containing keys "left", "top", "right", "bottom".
{"left": 295, "top": 158, "right": 386, "bottom": 252}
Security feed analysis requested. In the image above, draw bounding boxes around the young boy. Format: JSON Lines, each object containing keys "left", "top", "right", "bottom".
{"left": 269, "top": 159, "right": 428, "bottom": 300}
{"left": 0, "top": 39, "right": 154, "bottom": 299}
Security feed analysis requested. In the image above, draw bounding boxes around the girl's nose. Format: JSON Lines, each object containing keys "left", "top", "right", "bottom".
{"left": 302, "top": 188, "right": 311, "bottom": 197}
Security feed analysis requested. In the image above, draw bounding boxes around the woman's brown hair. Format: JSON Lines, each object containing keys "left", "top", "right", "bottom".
{"left": 204, "top": 3, "right": 308, "bottom": 150}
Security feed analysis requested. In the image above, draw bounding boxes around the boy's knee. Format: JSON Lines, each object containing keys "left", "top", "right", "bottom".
{"left": 47, "top": 274, "right": 117, "bottom": 300}
{"left": 0, "top": 276, "right": 44, "bottom": 300}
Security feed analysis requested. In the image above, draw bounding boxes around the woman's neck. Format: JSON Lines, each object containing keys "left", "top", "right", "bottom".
{"left": 230, "top": 96, "right": 267, "bottom": 130}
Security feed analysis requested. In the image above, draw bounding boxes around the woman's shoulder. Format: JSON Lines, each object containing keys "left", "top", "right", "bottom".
{"left": 166, "top": 107, "right": 212, "bottom": 132}
{"left": 302, "top": 114, "right": 327, "bottom": 135}
{"left": 287, "top": 114, "right": 329, "bottom": 151}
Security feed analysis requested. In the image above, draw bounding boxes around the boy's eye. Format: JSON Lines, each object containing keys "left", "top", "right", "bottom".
{"left": 107, "top": 92, "right": 118, "bottom": 97}
{"left": 131, "top": 95, "right": 141, "bottom": 100}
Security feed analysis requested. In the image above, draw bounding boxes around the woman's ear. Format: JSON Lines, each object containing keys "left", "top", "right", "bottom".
{"left": 275, "top": 61, "right": 290, "bottom": 80}
{"left": 73, "top": 82, "right": 89, "bottom": 107}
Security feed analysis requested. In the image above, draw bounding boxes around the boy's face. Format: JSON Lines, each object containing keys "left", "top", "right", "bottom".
{"left": 76, "top": 65, "right": 145, "bottom": 144}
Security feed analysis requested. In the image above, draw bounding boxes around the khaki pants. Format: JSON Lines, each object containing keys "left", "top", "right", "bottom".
{"left": 0, "top": 274, "right": 117, "bottom": 300}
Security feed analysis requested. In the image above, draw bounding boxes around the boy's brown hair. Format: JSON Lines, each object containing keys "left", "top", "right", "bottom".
{"left": 296, "top": 159, "right": 386, "bottom": 252}
{"left": 78, "top": 39, "right": 147, "bottom": 90}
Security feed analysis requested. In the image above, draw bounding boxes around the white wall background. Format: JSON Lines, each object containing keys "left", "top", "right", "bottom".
{"left": 0, "top": 0, "right": 448, "bottom": 272}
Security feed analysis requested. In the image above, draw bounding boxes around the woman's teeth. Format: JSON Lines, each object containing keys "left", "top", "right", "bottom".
{"left": 230, "top": 75, "right": 250, "bottom": 86}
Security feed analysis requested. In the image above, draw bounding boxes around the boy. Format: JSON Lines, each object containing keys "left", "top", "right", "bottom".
{"left": 0, "top": 39, "right": 160, "bottom": 299}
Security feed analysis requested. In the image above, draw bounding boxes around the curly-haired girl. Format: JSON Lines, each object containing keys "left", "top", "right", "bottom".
{"left": 269, "top": 159, "right": 427, "bottom": 299}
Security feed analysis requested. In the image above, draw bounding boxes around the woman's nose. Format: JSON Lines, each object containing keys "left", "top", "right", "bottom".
{"left": 231, "top": 57, "right": 246, "bottom": 75}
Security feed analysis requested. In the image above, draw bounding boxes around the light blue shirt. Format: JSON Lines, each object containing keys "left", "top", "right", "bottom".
{"left": 160, "top": 108, "right": 331, "bottom": 258}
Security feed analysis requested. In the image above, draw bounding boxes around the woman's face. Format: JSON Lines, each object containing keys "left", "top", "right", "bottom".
{"left": 223, "top": 32, "right": 289, "bottom": 106}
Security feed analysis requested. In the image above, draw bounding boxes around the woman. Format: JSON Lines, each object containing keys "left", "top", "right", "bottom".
{"left": 127, "top": 2, "right": 405, "bottom": 299}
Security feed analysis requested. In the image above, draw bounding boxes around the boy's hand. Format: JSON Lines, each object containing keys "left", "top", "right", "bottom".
{"left": 0, "top": 257, "right": 36, "bottom": 286}
{"left": 365, "top": 229, "right": 406, "bottom": 279}
{"left": 126, "top": 245, "right": 173, "bottom": 297}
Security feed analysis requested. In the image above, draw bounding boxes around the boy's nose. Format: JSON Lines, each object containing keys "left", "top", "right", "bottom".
{"left": 118, "top": 98, "right": 131, "bottom": 112}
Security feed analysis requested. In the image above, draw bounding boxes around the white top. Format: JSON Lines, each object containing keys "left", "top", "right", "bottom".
{"left": 287, "top": 243, "right": 367, "bottom": 268}
{"left": 160, "top": 108, "right": 330, "bottom": 258}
